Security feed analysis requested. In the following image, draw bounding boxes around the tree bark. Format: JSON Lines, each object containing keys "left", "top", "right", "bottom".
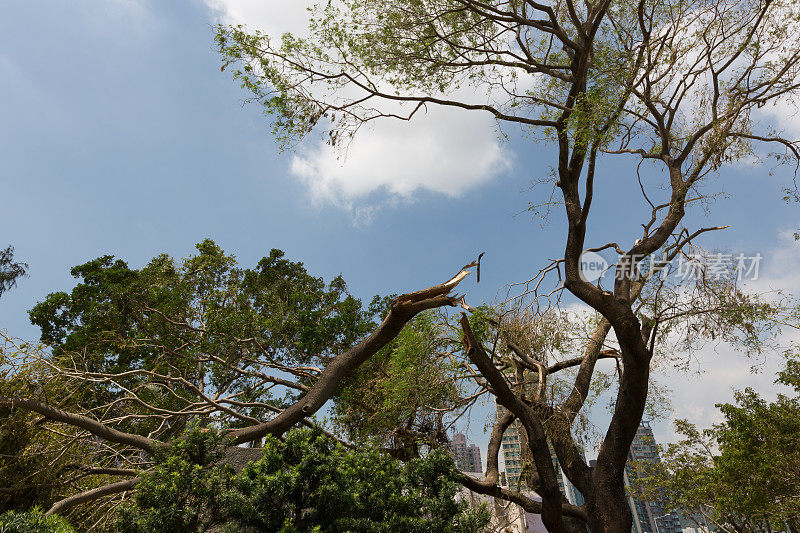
{"left": 45, "top": 478, "right": 139, "bottom": 516}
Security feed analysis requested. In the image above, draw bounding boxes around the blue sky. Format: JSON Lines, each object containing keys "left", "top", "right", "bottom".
{"left": 2, "top": 0, "right": 800, "bottom": 458}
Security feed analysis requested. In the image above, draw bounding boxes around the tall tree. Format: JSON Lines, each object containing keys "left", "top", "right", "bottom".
{"left": 210, "top": 0, "right": 800, "bottom": 529}
{"left": 0, "top": 242, "right": 476, "bottom": 523}
{"left": 4, "top": 0, "right": 800, "bottom": 527}
{"left": 636, "top": 353, "right": 800, "bottom": 532}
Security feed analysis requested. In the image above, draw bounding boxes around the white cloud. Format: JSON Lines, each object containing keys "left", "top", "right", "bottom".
{"left": 204, "top": 0, "right": 515, "bottom": 212}
{"left": 757, "top": 97, "right": 800, "bottom": 138}
{"left": 203, "top": 0, "right": 313, "bottom": 35}
{"left": 290, "top": 107, "right": 513, "bottom": 204}
{"left": 747, "top": 226, "right": 800, "bottom": 292}
{"left": 650, "top": 231, "right": 800, "bottom": 447}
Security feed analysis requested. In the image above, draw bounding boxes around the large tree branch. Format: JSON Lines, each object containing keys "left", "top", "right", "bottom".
{"left": 46, "top": 478, "right": 139, "bottom": 516}
{"left": 485, "top": 411, "right": 515, "bottom": 485}
{"left": 460, "top": 313, "right": 568, "bottom": 532}
{"left": 228, "top": 263, "right": 476, "bottom": 444}
{"left": 0, "top": 397, "right": 158, "bottom": 455}
{"left": 456, "top": 473, "right": 587, "bottom": 521}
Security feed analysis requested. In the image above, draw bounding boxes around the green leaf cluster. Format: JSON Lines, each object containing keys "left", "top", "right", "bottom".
{"left": 636, "top": 353, "right": 800, "bottom": 530}
{"left": 27, "top": 240, "right": 380, "bottom": 434}
{"left": 333, "top": 311, "right": 462, "bottom": 451}
{"left": 0, "top": 343, "right": 94, "bottom": 514}
{"left": 118, "top": 427, "right": 490, "bottom": 533}
{"left": 0, "top": 509, "right": 75, "bottom": 533}
{"left": 117, "top": 426, "right": 235, "bottom": 533}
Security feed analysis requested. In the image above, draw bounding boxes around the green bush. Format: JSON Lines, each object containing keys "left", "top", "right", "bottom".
{"left": 0, "top": 509, "right": 75, "bottom": 533}
{"left": 118, "top": 427, "right": 490, "bottom": 533}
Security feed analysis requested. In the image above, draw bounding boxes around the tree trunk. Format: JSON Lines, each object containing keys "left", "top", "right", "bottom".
{"left": 583, "top": 475, "right": 633, "bottom": 533}
{"left": 581, "top": 335, "right": 650, "bottom": 533}
{"left": 563, "top": 510, "right": 591, "bottom": 532}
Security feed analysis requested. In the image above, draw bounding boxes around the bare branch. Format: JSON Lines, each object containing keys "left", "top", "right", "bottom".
{"left": 0, "top": 397, "right": 158, "bottom": 455}
{"left": 46, "top": 478, "right": 139, "bottom": 517}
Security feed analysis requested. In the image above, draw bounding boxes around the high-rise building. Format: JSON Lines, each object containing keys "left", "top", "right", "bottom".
{"left": 496, "top": 403, "right": 585, "bottom": 506}
{"left": 450, "top": 433, "right": 483, "bottom": 473}
{"left": 499, "top": 419, "right": 525, "bottom": 487}
{"left": 624, "top": 421, "right": 682, "bottom": 533}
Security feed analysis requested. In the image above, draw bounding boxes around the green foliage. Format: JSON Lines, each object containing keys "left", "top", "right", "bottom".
{"left": 214, "top": 0, "right": 583, "bottom": 150}
{"left": 27, "top": 241, "right": 381, "bottom": 434}
{"left": 228, "top": 429, "right": 488, "bottom": 533}
{"left": 13, "top": 243, "right": 395, "bottom": 527}
{"left": 333, "top": 311, "right": 462, "bottom": 452}
{"left": 118, "top": 427, "right": 490, "bottom": 533}
{"left": 211, "top": 0, "right": 662, "bottom": 155}
{"left": 637, "top": 352, "right": 800, "bottom": 530}
{"left": 117, "top": 426, "right": 235, "bottom": 533}
{"left": 215, "top": 1, "right": 502, "bottom": 147}
{"left": 0, "top": 509, "right": 75, "bottom": 533}
{"left": 0, "top": 404, "right": 61, "bottom": 513}
{"left": 30, "top": 240, "right": 374, "bottom": 372}
{"left": 331, "top": 305, "right": 501, "bottom": 456}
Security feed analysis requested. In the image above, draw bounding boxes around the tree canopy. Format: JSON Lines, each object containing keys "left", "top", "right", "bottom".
{"left": 27, "top": 239, "right": 382, "bottom": 435}
{"left": 117, "top": 426, "right": 490, "bottom": 533}
{"left": 0, "top": 509, "right": 75, "bottom": 533}
{"left": 1, "top": 241, "right": 475, "bottom": 526}
{"left": 637, "top": 353, "right": 800, "bottom": 532}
